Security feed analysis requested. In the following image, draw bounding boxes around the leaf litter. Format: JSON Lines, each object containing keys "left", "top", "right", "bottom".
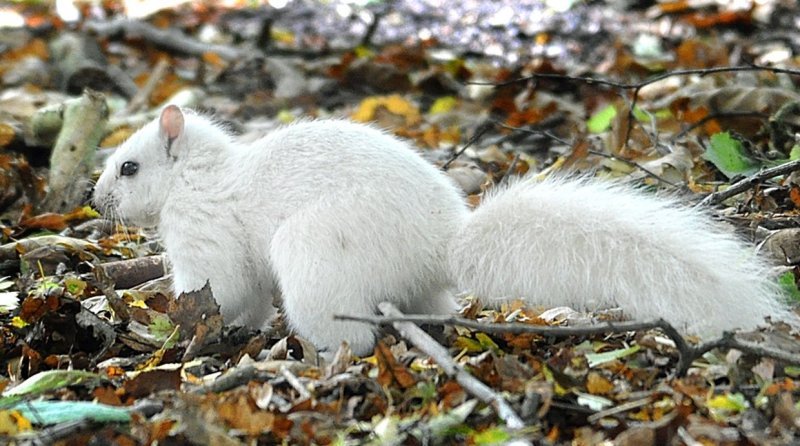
{"left": 0, "top": 0, "right": 799, "bottom": 444}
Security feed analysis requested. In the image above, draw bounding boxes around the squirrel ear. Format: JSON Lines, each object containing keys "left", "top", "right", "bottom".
{"left": 159, "top": 105, "right": 185, "bottom": 158}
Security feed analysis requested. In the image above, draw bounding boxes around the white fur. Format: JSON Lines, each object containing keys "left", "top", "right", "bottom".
{"left": 94, "top": 107, "right": 795, "bottom": 355}
{"left": 450, "top": 177, "right": 795, "bottom": 337}
{"left": 94, "top": 112, "right": 466, "bottom": 354}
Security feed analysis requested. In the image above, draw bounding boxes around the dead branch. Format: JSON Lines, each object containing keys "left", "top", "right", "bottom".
{"left": 376, "top": 302, "right": 530, "bottom": 435}
{"left": 96, "top": 255, "right": 167, "bottom": 290}
{"left": 92, "top": 265, "right": 130, "bottom": 322}
{"left": 442, "top": 121, "right": 494, "bottom": 170}
{"left": 472, "top": 64, "right": 800, "bottom": 149}
{"left": 41, "top": 89, "right": 108, "bottom": 213}
{"left": 336, "top": 312, "right": 800, "bottom": 376}
{"left": 123, "top": 58, "right": 171, "bottom": 115}
{"left": 86, "top": 19, "right": 246, "bottom": 61}
{"left": 698, "top": 158, "right": 800, "bottom": 207}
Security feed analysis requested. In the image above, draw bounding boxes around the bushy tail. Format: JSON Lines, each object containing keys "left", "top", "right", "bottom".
{"left": 449, "top": 177, "right": 797, "bottom": 338}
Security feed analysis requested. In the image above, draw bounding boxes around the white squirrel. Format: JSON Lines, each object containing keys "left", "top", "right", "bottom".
{"left": 93, "top": 105, "right": 795, "bottom": 355}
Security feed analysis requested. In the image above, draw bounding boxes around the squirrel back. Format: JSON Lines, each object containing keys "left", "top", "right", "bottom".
{"left": 451, "top": 177, "right": 794, "bottom": 337}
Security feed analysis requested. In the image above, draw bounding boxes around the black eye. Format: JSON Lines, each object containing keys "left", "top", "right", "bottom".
{"left": 120, "top": 161, "right": 139, "bottom": 176}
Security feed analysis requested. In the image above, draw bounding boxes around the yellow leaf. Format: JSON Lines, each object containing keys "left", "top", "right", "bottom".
{"left": 354, "top": 45, "right": 374, "bottom": 58}
{"left": 100, "top": 127, "right": 135, "bottom": 148}
{"left": 270, "top": 28, "right": 295, "bottom": 45}
{"left": 453, "top": 336, "right": 483, "bottom": 352}
{"left": 0, "top": 410, "right": 31, "bottom": 434}
{"left": 0, "top": 124, "right": 15, "bottom": 147}
{"left": 351, "top": 95, "right": 421, "bottom": 126}
{"left": 585, "top": 372, "right": 614, "bottom": 395}
{"left": 276, "top": 110, "right": 296, "bottom": 124}
{"left": 11, "top": 316, "right": 27, "bottom": 328}
{"left": 429, "top": 96, "right": 458, "bottom": 115}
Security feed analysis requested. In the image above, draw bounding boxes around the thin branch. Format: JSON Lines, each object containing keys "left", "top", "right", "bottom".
{"left": 497, "top": 153, "right": 520, "bottom": 186}
{"left": 123, "top": 58, "right": 170, "bottom": 115}
{"left": 442, "top": 121, "right": 494, "bottom": 170}
{"left": 472, "top": 64, "right": 800, "bottom": 149}
{"left": 670, "top": 111, "right": 769, "bottom": 142}
{"left": 376, "top": 302, "right": 530, "bottom": 434}
{"left": 336, "top": 312, "right": 800, "bottom": 376}
{"left": 471, "top": 64, "right": 800, "bottom": 91}
{"left": 86, "top": 19, "right": 246, "bottom": 61}
{"left": 586, "top": 149, "right": 679, "bottom": 188}
{"left": 698, "top": 158, "right": 800, "bottom": 207}
{"left": 495, "top": 121, "right": 572, "bottom": 146}
{"left": 493, "top": 122, "right": 677, "bottom": 187}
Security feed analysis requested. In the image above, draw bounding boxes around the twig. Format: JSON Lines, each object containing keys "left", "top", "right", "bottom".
{"left": 471, "top": 65, "right": 800, "bottom": 91}
{"left": 92, "top": 260, "right": 130, "bottom": 322}
{"left": 670, "top": 111, "right": 769, "bottom": 142}
{"left": 336, "top": 312, "right": 800, "bottom": 376}
{"left": 191, "top": 364, "right": 257, "bottom": 394}
{"left": 495, "top": 121, "right": 572, "bottom": 146}
{"left": 123, "top": 58, "right": 170, "bottom": 115}
{"left": 442, "top": 121, "right": 494, "bottom": 170}
{"left": 86, "top": 19, "right": 246, "bottom": 61}
{"left": 280, "top": 366, "right": 312, "bottom": 400}
{"left": 359, "top": 8, "right": 385, "bottom": 47}
{"left": 190, "top": 361, "right": 312, "bottom": 394}
{"left": 497, "top": 153, "right": 520, "bottom": 186}
{"left": 493, "top": 121, "right": 677, "bottom": 187}
{"left": 96, "top": 255, "right": 167, "bottom": 289}
{"left": 376, "top": 303, "right": 529, "bottom": 433}
{"left": 472, "top": 64, "right": 800, "bottom": 148}
{"left": 586, "top": 149, "right": 678, "bottom": 188}
{"left": 698, "top": 158, "right": 800, "bottom": 207}
{"left": 586, "top": 396, "right": 652, "bottom": 423}
{"left": 21, "top": 419, "right": 92, "bottom": 445}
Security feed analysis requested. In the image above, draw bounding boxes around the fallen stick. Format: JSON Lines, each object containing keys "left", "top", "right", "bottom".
{"left": 96, "top": 255, "right": 166, "bottom": 289}
{"left": 698, "top": 158, "right": 800, "bottom": 207}
{"left": 377, "top": 302, "right": 530, "bottom": 437}
{"left": 86, "top": 19, "right": 245, "bottom": 61}
{"left": 336, "top": 312, "right": 800, "bottom": 376}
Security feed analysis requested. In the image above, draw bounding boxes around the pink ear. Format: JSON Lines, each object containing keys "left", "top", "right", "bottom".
{"left": 159, "top": 105, "right": 184, "bottom": 142}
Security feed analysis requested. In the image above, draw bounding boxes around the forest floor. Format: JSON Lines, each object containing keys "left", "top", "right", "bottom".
{"left": 1, "top": 0, "right": 800, "bottom": 444}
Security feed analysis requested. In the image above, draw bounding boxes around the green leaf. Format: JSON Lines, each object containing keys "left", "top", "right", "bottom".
{"left": 707, "top": 393, "right": 749, "bottom": 422}
{"left": 2, "top": 370, "right": 101, "bottom": 397}
{"left": 473, "top": 427, "right": 511, "bottom": 445}
{"left": 587, "top": 104, "right": 617, "bottom": 133}
{"left": 585, "top": 345, "right": 641, "bottom": 367}
{"left": 0, "top": 370, "right": 102, "bottom": 406}
{"left": 430, "top": 96, "right": 458, "bottom": 115}
{"left": 790, "top": 145, "right": 800, "bottom": 161}
{"left": 703, "top": 132, "right": 759, "bottom": 178}
{"left": 148, "top": 314, "right": 177, "bottom": 344}
{"left": 427, "top": 400, "right": 478, "bottom": 438}
{"left": 453, "top": 336, "right": 483, "bottom": 353}
{"left": 778, "top": 272, "right": 800, "bottom": 303}
{"left": 12, "top": 401, "right": 130, "bottom": 425}
{"left": 475, "top": 332, "right": 500, "bottom": 352}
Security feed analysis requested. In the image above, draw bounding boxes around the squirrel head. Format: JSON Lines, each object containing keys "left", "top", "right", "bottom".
{"left": 93, "top": 105, "right": 188, "bottom": 227}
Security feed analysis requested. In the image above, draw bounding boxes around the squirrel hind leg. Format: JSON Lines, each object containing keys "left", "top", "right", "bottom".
{"left": 269, "top": 196, "right": 435, "bottom": 357}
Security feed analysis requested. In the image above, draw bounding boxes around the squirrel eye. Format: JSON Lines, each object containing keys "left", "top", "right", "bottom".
{"left": 120, "top": 161, "right": 139, "bottom": 176}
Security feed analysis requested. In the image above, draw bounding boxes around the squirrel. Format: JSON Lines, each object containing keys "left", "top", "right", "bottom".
{"left": 93, "top": 105, "right": 796, "bottom": 355}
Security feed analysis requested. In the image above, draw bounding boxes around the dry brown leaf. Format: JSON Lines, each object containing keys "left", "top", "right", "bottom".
{"left": 215, "top": 393, "right": 276, "bottom": 436}
{"left": 123, "top": 368, "right": 181, "bottom": 399}
{"left": 585, "top": 371, "right": 614, "bottom": 395}
{"left": 375, "top": 340, "right": 416, "bottom": 389}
